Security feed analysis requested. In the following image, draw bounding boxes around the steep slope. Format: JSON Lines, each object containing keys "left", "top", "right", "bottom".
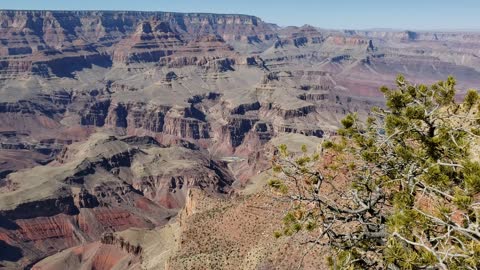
{"left": 0, "top": 10, "right": 275, "bottom": 78}
{"left": 3, "top": 11, "right": 480, "bottom": 184}
{"left": 32, "top": 184, "right": 327, "bottom": 270}
{"left": 263, "top": 26, "right": 480, "bottom": 96}
{"left": 1, "top": 9, "right": 480, "bottom": 269}
{"left": 0, "top": 133, "right": 235, "bottom": 269}
{"left": 30, "top": 135, "right": 328, "bottom": 270}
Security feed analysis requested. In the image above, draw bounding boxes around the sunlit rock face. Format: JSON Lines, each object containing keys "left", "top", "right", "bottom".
{"left": 1, "top": 9, "right": 480, "bottom": 269}
{"left": 0, "top": 134, "right": 235, "bottom": 268}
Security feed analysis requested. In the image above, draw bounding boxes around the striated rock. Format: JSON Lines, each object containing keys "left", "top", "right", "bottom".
{"left": 31, "top": 242, "right": 140, "bottom": 270}
{"left": 101, "top": 232, "right": 142, "bottom": 255}
{"left": 231, "top": 101, "right": 261, "bottom": 115}
{"left": 276, "top": 25, "right": 325, "bottom": 47}
{"left": 72, "top": 188, "right": 99, "bottom": 208}
{"left": 163, "top": 115, "right": 210, "bottom": 140}
{"left": 275, "top": 104, "right": 317, "bottom": 119}
{"left": 0, "top": 10, "right": 276, "bottom": 78}
{"left": 275, "top": 124, "right": 324, "bottom": 137}
{"left": 223, "top": 116, "right": 258, "bottom": 148}
{"left": 2, "top": 9, "right": 480, "bottom": 269}
{"left": 1, "top": 10, "right": 479, "bottom": 168}
{"left": 0, "top": 133, "right": 234, "bottom": 268}
{"left": 203, "top": 57, "right": 236, "bottom": 72}
{"left": 113, "top": 20, "right": 184, "bottom": 64}
{"left": 162, "top": 106, "right": 210, "bottom": 139}
{"left": 80, "top": 99, "right": 111, "bottom": 126}
{"left": 298, "top": 92, "right": 329, "bottom": 101}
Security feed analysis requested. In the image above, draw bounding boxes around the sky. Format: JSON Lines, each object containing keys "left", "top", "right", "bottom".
{"left": 1, "top": 0, "right": 480, "bottom": 31}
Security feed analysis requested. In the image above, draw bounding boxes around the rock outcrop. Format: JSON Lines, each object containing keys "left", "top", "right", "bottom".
{"left": 0, "top": 133, "right": 234, "bottom": 268}
{"left": 1, "top": 9, "right": 480, "bottom": 269}
{"left": 32, "top": 180, "right": 329, "bottom": 270}
{"left": 2, "top": 10, "right": 479, "bottom": 173}
{"left": 0, "top": 10, "right": 275, "bottom": 79}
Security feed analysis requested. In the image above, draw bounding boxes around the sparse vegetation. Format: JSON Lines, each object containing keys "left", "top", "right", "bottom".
{"left": 270, "top": 76, "right": 480, "bottom": 269}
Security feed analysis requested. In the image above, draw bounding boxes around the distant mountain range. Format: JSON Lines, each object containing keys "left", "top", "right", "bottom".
{"left": 1, "top": 10, "right": 480, "bottom": 269}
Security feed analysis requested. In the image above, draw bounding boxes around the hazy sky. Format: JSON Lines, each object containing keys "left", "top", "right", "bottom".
{"left": 2, "top": 0, "right": 480, "bottom": 30}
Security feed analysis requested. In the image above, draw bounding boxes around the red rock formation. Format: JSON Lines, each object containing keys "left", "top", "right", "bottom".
{"left": 1, "top": 9, "right": 480, "bottom": 269}
{"left": 0, "top": 10, "right": 275, "bottom": 78}
{"left": 0, "top": 134, "right": 235, "bottom": 268}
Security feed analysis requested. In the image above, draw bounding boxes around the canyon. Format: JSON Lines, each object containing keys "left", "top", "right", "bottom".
{"left": 1, "top": 10, "right": 480, "bottom": 269}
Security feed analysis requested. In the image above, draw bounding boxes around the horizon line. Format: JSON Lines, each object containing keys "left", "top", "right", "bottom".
{"left": 1, "top": 8, "right": 480, "bottom": 33}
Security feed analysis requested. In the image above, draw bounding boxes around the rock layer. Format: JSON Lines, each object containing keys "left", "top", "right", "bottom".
{"left": 0, "top": 134, "right": 234, "bottom": 268}
{"left": 1, "top": 9, "right": 480, "bottom": 269}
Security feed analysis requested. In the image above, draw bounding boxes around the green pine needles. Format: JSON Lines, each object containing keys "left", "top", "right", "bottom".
{"left": 269, "top": 76, "right": 480, "bottom": 269}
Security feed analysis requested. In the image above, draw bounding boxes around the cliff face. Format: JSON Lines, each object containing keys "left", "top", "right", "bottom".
{"left": 0, "top": 10, "right": 275, "bottom": 78}
{"left": 1, "top": 9, "right": 480, "bottom": 269}
{"left": 0, "top": 134, "right": 235, "bottom": 268}
{"left": 0, "top": 13, "right": 478, "bottom": 170}
{"left": 2, "top": 11, "right": 479, "bottom": 162}
{"left": 31, "top": 183, "right": 328, "bottom": 270}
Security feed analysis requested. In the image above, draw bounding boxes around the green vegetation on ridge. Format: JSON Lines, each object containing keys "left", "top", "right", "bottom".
{"left": 270, "top": 76, "right": 480, "bottom": 269}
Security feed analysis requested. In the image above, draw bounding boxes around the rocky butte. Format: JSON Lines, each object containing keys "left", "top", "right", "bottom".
{"left": 0, "top": 9, "right": 480, "bottom": 269}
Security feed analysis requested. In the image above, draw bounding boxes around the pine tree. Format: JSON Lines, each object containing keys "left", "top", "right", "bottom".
{"left": 270, "top": 76, "right": 480, "bottom": 269}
